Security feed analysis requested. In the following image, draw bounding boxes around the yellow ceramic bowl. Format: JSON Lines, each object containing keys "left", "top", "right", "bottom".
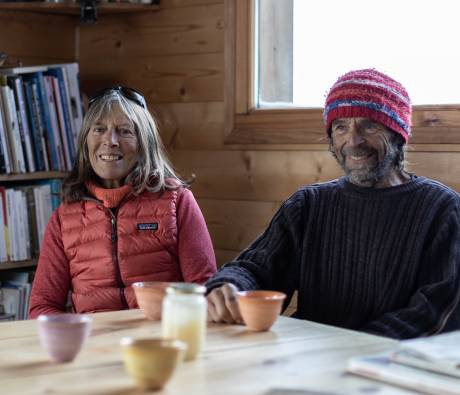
{"left": 121, "top": 337, "right": 187, "bottom": 391}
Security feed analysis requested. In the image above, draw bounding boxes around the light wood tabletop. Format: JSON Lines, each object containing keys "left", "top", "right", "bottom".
{"left": 0, "top": 309, "right": 419, "bottom": 395}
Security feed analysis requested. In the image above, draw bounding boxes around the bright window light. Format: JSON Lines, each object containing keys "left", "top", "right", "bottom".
{"left": 258, "top": 0, "right": 460, "bottom": 108}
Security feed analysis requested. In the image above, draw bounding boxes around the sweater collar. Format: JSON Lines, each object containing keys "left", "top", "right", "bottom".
{"left": 86, "top": 182, "right": 132, "bottom": 208}
{"left": 339, "top": 175, "right": 425, "bottom": 199}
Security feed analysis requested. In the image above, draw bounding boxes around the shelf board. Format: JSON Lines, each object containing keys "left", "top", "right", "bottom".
{"left": 0, "top": 2, "right": 160, "bottom": 16}
{"left": 0, "top": 171, "right": 67, "bottom": 182}
{"left": 0, "top": 259, "right": 37, "bottom": 271}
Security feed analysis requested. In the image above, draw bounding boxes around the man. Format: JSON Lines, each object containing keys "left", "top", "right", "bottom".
{"left": 206, "top": 69, "right": 460, "bottom": 339}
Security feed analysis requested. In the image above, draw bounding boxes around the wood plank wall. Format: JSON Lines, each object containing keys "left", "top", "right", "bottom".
{"left": 79, "top": 0, "right": 460, "bottom": 266}
{"left": 0, "top": 11, "right": 76, "bottom": 66}
{"left": 2, "top": 1, "right": 458, "bottom": 268}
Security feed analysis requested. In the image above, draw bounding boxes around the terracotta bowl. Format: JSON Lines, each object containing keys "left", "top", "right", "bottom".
{"left": 132, "top": 281, "right": 170, "bottom": 320}
{"left": 37, "top": 314, "right": 92, "bottom": 363}
{"left": 121, "top": 337, "right": 187, "bottom": 391}
{"left": 236, "top": 290, "right": 286, "bottom": 331}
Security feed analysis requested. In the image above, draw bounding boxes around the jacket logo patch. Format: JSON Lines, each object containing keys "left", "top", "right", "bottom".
{"left": 137, "top": 223, "right": 158, "bottom": 231}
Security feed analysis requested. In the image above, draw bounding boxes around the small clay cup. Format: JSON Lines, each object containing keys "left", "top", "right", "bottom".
{"left": 121, "top": 337, "right": 187, "bottom": 391}
{"left": 37, "top": 314, "right": 92, "bottom": 363}
{"left": 236, "top": 290, "right": 286, "bottom": 331}
{"left": 132, "top": 281, "right": 170, "bottom": 320}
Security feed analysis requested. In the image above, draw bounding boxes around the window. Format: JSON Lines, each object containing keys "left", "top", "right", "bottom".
{"left": 225, "top": 0, "right": 460, "bottom": 145}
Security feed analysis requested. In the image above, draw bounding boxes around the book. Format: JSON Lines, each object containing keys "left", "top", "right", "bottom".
{"left": 0, "top": 83, "right": 25, "bottom": 173}
{"left": 348, "top": 353, "right": 460, "bottom": 395}
{"left": 60, "top": 63, "right": 83, "bottom": 150}
{"left": 46, "top": 66, "right": 76, "bottom": 165}
{"left": 391, "top": 330, "right": 460, "bottom": 378}
{"left": 28, "top": 80, "right": 51, "bottom": 171}
{"left": 0, "top": 191, "right": 6, "bottom": 262}
{"left": 11, "top": 75, "right": 36, "bottom": 172}
{"left": 0, "top": 285, "right": 20, "bottom": 320}
{"left": 0, "top": 107, "right": 8, "bottom": 173}
{"left": 23, "top": 81, "right": 46, "bottom": 171}
{"left": 43, "top": 75, "right": 64, "bottom": 171}
{"left": 23, "top": 72, "right": 59, "bottom": 171}
{"left": 49, "top": 75, "right": 72, "bottom": 170}
{"left": 0, "top": 187, "right": 9, "bottom": 261}
{"left": 0, "top": 90, "right": 13, "bottom": 174}
{"left": 1, "top": 272, "right": 32, "bottom": 320}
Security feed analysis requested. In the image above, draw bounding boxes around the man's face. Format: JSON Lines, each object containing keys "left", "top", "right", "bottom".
{"left": 330, "top": 117, "right": 400, "bottom": 188}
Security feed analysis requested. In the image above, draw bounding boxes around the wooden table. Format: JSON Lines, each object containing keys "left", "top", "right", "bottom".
{"left": 0, "top": 309, "right": 419, "bottom": 394}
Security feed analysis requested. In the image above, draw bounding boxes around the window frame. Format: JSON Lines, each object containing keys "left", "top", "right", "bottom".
{"left": 224, "top": 0, "right": 460, "bottom": 145}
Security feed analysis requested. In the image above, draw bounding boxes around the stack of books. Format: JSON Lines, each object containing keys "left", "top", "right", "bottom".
{"left": 0, "top": 271, "right": 33, "bottom": 320}
{"left": 0, "top": 180, "right": 62, "bottom": 262}
{"left": 0, "top": 63, "right": 83, "bottom": 174}
{"left": 347, "top": 331, "right": 460, "bottom": 394}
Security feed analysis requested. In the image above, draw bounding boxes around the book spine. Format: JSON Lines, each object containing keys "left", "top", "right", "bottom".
{"left": 0, "top": 118, "right": 6, "bottom": 174}
{"left": 50, "top": 76, "right": 71, "bottom": 171}
{"left": 30, "top": 82, "right": 50, "bottom": 171}
{"left": 0, "top": 95, "right": 12, "bottom": 173}
{"left": 0, "top": 191, "right": 7, "bottom": 262}
{"left": 23, "top": 186, "right": 39, "bottom": 258}
{"left": 43, "top": 76, "right": 64, "bottom": 171}
{"left": 47, "top": 67, "right": 75, "bottom": 165}
{"left": 0, "top": 187, "right": 10, "bottom": 261}
{"left": 6, "top": 86, "right": 26, "bottom": 173}
{"left": 0, "top": 86, "right": 19, "bottom": 173}
{"left": 35, "top": 73, "right": 59, "bottom": 171}
{"left": 13, "top": 76, "right": 36, "bottom": 172}
{"left": 24, "top": 82, "right": 45, "bottom": 171}
{"left": 63, "top": 64, "right": 83, "bottom": 150}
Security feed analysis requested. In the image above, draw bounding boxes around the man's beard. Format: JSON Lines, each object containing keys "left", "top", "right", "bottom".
{"left": 331, "top": 145, "right": 398, "bottom": 187}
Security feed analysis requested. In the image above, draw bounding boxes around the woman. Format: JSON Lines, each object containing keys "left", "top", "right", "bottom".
{"left": 29, "top": 86, "right": 216, "bottom": 318}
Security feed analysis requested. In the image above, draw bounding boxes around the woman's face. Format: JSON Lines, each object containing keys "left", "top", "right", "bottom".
{"left": 86, "top": 107, "right": 138, "bottom": 188}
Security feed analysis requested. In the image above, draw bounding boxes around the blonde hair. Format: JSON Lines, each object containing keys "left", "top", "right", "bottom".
{"left": 62, "top": 91, "right": 183, "bottom": 203}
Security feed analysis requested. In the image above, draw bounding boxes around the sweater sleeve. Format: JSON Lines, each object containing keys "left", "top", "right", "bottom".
{"left": 176, "top": 188, "right": 217, "bottom": 284}
{"left": 29, "top": 209, "right": 71, "bottom": 319}
{"left": 205, "top": 195, "right": 302, "bottom": 304}
{"left": 362, "top": 203, "right": 460, "bottom": 339}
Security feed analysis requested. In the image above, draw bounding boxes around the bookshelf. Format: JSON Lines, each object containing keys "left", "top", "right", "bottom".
{"left": 0, "top": 171, "right": 67, "bottom": 182}
{"left": 0, "top": 0, "right": 164, "bottom": 320}
{"left": 0, "top": 2, "right": 160, "bottom": 16}
{"left": 0, "top": 259, "right": 38, "bottom": 271}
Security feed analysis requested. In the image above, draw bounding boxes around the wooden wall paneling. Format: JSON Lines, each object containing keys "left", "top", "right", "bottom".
{"left": 197, "top": 198, "right": 280, "bottom": 251}
{"left": 79, "top": 3, "right": 225, "bottom": 102}
{"left": 214, "top": 249, "right": 240, "bottom": 267}
{"left": 154, "top": 102, "right": 225, "bottom": 150}
{"left": 174, "top": 150, "right": 460, "bottom": 201}
{"left": 79, "top": 3, "right": 224, "bottom": 58}
{"left": 0, "top": 11, "right": 76, "bottom": 65}
{"left": 406, "top": 152, "right": 460, "bottom": 191}
{"left": 79, "top": 51, "right": 223, "bottom": 103}
{"left": 174, "top": 150, "right": 342, "bottom": 201}
{"left": 160, "top": 0, "right": 223, "bottom": 9}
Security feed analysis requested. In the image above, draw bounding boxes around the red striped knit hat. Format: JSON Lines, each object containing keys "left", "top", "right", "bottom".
{"left": 323, "top": 69, "right": 412, "bottom": 142}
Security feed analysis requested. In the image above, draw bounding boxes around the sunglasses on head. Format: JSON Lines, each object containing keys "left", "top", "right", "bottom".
{"left": 88, "top": 86, "right": 147, "bottom": 109}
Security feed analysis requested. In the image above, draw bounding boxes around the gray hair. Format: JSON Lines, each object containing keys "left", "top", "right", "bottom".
{"left": 62, "top": 91, "right": 183, "bottom": 203}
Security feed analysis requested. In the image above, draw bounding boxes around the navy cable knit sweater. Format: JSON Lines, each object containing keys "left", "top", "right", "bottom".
{"left": 206, "top": 176, "right": 460, "bottom": 339}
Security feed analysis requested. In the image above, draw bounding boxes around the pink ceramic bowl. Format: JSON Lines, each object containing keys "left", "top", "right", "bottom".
{"left": 37, "top": 314, "right": 92, "bottom": 363}
{"left": 237, "top": 290, "right": 286, "bottom": 331}
{"left": 132, "top": 282, "right": 170, "bottom": 320}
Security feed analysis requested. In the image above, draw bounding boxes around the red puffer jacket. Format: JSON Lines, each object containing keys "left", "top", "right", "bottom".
{"left": 62, "top": 189, "right": 183, "bottom": 313}
{"left": 29, "top": 187, "right": 216, "bottom": 317}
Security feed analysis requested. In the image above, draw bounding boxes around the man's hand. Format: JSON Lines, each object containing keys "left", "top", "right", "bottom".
{"left": 207, "top": 283, "right": 244, "bottom": 324}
